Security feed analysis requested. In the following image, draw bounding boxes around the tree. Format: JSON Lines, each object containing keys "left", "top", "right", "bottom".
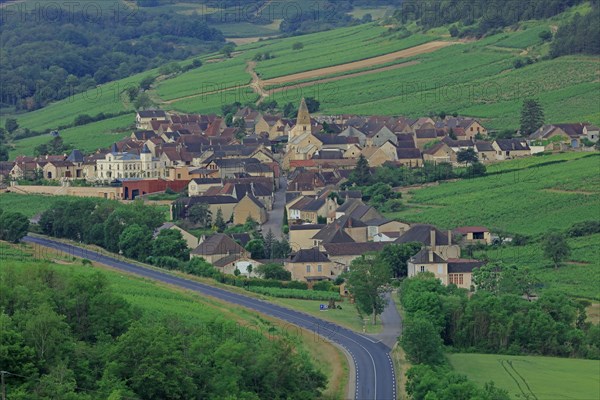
{"left": 378, "top": 243, "right": 422, "bottom": 279}
{"left": 244, "top": 215, "right": 257, "bottom": 231}
{"left": 351, "top": 154, "right": 371, "bottom": 186}
{"left": 272, "top": 238, "right": 291, "bottom": 259}
{"left": 188, "top": 203, "right": 212, "bottom": 228}
{"left": 542, "top": 231, "right": 570, "bottom": 268}
{"left": 5, "top": 118, "right": 19, "bottom": 134}
{"left": 245, "top": 239, "right": 265, "bottom": 259}
{"left": 400, "top": 316, "right": 444, "bottom": 365}
{"left": 520, "top": 99, "right": 545, "bottom": 136}
{"left": 347, "top": 255, "right": 391, "bottom": 325}
{"left": 255, "top": 263, "right": 291, "bottom": 280}
{"left": 152, "top": 229, "right": 190, "bottom": 261}
{"left": 221, "top": 44, "right": 235, "bottom": 58}
{"left": 283, "top": 102, "right": 296, "bottom": 119}
{"left": 456, "top": 148, "right": 479, "bottom": 166}
{"left": 0, "top": 211, "right": 30, "bottom": 242}
{"left": 448, "top": 128, "right": 457, "bottom": 140}
{"left": 0, "top": 144, "right": 8, "bottom": 161}
{"left": 292, "top": 42, "right": 304, "bottom": 50}
{"left": 304, "top": 97, "right": 320, "bottom": 113}
{"left": 213, "top": 208, "right": 226, "bottom": 232}
{"left": 134, "top": 92, "right": 154, "bottom": 110}
{"left": 263, "top": 229, "right": 275, "bottom": 259}
{"left": 118, "top": 224, "right": 152, "bottom": 261}
{"left": 139, "top": 76, "right": 155, "bottom": 91}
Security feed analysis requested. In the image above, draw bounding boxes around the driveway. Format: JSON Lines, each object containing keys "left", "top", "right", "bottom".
{"left": 369, "top": 292, "right": 403, "bottom": 349}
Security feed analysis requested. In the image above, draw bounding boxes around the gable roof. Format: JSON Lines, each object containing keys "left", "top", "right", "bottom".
{"left": 447, "top": 258, "right": 485, "bottom": 273}
{"left": 323, "top": 242, "right": 387, "bottom": 256}
{"left": 409, "top": 248, "right": 445, "bottom": 264}
{"left": 395, "top": 224, "right": 450, "bottom": 246}
{"left": 494, "top": 139, "right": 530, "bottom": 151}
{"left": 192, "top": 233, "right": 245, "bottom": 256}
{"left": 290, "top": 248, "right": 330, "bottom": 263}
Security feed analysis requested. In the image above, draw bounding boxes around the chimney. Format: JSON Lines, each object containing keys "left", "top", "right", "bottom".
{"left": 430, "top": 229, "right": 436, "bottom": 248}
{"left": 428, "top": 250, "right": 434, "bottom": 263}
{"left": 448, "top": 230, "right": 452, "bottom": 245}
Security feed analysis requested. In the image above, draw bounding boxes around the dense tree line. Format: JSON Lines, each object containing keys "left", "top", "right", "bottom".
{"left": 392, "top": 0, "right": 584, "bottom": 37}
{"left": 551, "top": 3, "right": 600, "bottom": 57}
{"left": 0, "top": 263, "right": 327, "bottom": 399}
{"left": 0, "top": 208, "right": 30, "bottom": 243}
{"left": 399, "top": 272, "right": 599, "bottom": 398}
{"left": 0, "top": 8, "right": 224, "bottom": 111}
{"left": 400, "top": 273, "right": 600, "bottom": 360}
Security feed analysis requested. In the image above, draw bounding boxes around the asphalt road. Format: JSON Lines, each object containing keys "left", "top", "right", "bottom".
{"left": 262, "top": 175, "right": 288, "bottom": 240}
{"left": 24, "top": 235, "right": 397, "bottom": 400}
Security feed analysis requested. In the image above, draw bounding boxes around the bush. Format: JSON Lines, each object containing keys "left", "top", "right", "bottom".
{"left": 148, "top": 256, "right": 182, "bottom": 270}
{"left": 313, "top": 281, "right": 333, "bottom": 292}
{"left": 247, "top": 286, "right": 341, "bottom": 301}
{"left": 568, "top": 221, "right": 600, "bottom": 237}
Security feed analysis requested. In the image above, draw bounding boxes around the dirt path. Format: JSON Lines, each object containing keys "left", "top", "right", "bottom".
{"left": 159, "top": 41, "right": 455, "bottom": 106}
{"left": 268, "top": 60, "right": 420, "bottom": 93}
{"left": 247, "top": 61, "right": 269, "bottom": 105}
{"left": 262, "top": 41, "right": 456, "bottom": 86}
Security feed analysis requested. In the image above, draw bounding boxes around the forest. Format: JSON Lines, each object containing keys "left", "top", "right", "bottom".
{"left": 392, "top": 0, "right": 585, "bottom": 35}
{"left": 0, "top": 4, "right": 224, "bottom": 111}
{"left": 0, "top": 262, "right": 327, "bottom": 399}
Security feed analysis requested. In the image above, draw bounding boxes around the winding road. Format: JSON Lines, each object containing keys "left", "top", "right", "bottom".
{"left": 24, "top": 235, "right": 398, "bottom": 400}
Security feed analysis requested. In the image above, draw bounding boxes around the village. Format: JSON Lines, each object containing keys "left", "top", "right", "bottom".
{"left": 1, "top": 99, "right": 598, "bottom": 290}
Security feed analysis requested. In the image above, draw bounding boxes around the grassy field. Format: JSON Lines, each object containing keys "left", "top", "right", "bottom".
{"left": 476, "top": 234, "right": 600, "bottom": 300}
{"left": 449, "top": 353, "right": 600, "bottom": 400}
{"left": 0, "top": 241, "right": 349, "bottom": 399}
{"left": 387, "top": 153, "right": 600, "bottom": 236}
{"left": 0, "top": 192, "right": 77, "bottom": 217}
{"left": 9, "top": 113, "right": 135, "bottom": 157}
{"left": 266, "top": 297, "right": 383, "bottom": 334}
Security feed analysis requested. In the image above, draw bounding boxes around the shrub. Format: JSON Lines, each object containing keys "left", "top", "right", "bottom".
{"left": 568, "top": 221, "right": 600, "bottom": 237}
{"left": 313, "top": 280, "right": 333, "bottom": 292}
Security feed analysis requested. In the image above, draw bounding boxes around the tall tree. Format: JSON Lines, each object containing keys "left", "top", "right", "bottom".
{"left": 263, "top": 229, "right": 275, "bottom": 259}
{"left": 456, "top": 148, "right": 479, "bottom": 166}
{"left": 347, "top": 255, "right": 391, "bottom": 325}
{"left": 0, "top": 211, "right": 30, "bottom": 243}
{"left": 520, "top": 99, "right": 545, "bottom": 136}
{"left": 400, "top": 316, "right": 444, "bottom": 365}
{"left": 118, "top": 224, "right": 152, "bottom": 261}
{"left": 5, "top": 118, "right": 18, "bottom": 134}
{"left": 542, "top": 231, "right": 571, "bottom": 268}
{"left": 351, "top": 154, "right": 371, "bottom": 186}
{"left": 188, "top": 203, "right": 212, "bottom": 228}
{"left": 378, "top": 243, "right": 422, "bottom": 279}
{"left": 213, "top": 208, "right": 226, "bottom": 232}
{"left": 152, "top": 230, "right": 190, "bottom": 261}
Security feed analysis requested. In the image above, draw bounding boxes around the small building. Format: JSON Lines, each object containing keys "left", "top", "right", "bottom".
{"left": 285, "top": 249, "right": 340, "bottom": 282}
{"left": 407, "top": 248, "right": 484, "bottom": 290}
{"left": 366, "top": 218, "right": 409, "bottom": 240}
{"left": 188, "top": 178, "right": 223, "bottom": 196}
{"left": 190, "top": 233, "right": 249, "bottom": 264}
{"left": 453, "top": 226, "right": 492, "bottom": 245}
{"left": 492, "top": 139, "right": 531, "bottom": 160}
{"left": 233, "top": 193, "right": 268, "bottom": 225}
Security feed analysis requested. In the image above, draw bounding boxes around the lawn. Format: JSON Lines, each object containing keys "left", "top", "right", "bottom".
{"left": 386, "top": 153, "right": 600, "bottom": 236}
{"left": 267, "top": 297, "right": 384, "bottom": 334}
{"left": 0, "top": 241, "right": 349, "bottom": 399}
{"left": 448, "top": 353, "right": 600, "bottom": 400}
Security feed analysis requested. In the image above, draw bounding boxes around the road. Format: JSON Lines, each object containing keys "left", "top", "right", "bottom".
{"left": 372, "top": 293, "right": 403, "bottom": 349}
{"left": 24, "top": 235, "right": 397, "bottom": 400}
{"left": 262, "top": 175, "right": 288, "bottom": 240}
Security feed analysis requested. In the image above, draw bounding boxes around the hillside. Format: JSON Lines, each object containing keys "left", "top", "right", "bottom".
{"left": 385, "top": 152, "right": 600, "bottom": 300}
{"left": 0, "top": 241, "right": 348, "bottom": 399}
{"left": 4, "top": 2, "right": 600, "bottom": 157}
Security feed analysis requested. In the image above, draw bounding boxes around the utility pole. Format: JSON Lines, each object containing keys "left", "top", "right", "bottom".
{"left": 1, "top": 370, "right": 6, "bottom": 400}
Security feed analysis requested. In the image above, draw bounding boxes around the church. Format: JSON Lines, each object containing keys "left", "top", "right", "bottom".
{"left": 282, "top": 98, "right": 323, "bottom": 170}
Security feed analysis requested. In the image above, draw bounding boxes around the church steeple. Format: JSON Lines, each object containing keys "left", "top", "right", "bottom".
{"left": 296, "top": 98, "right": 311, "bottom": 127}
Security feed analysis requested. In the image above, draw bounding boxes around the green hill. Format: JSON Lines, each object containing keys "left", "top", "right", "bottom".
{"left": 5, "top": 3, "right": 600, "bottom": 157}
{"left": 0, "top": 241, "right": 347, "bottom": 399}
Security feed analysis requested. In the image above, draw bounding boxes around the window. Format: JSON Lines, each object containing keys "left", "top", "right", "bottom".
{"left": 473, "top": 232, "right": 484, "bottom": 240}
{"left": 449, "top": 274, "right": 464, "bottom": 285}
{"left": 306, "top": 265, "right": 311, "bottom": 273}
{"left": 420, "top": 266, "right": 425, "bottom": 273}
{"left": 317, "top": 265, "right": 322, "bottom": 272}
